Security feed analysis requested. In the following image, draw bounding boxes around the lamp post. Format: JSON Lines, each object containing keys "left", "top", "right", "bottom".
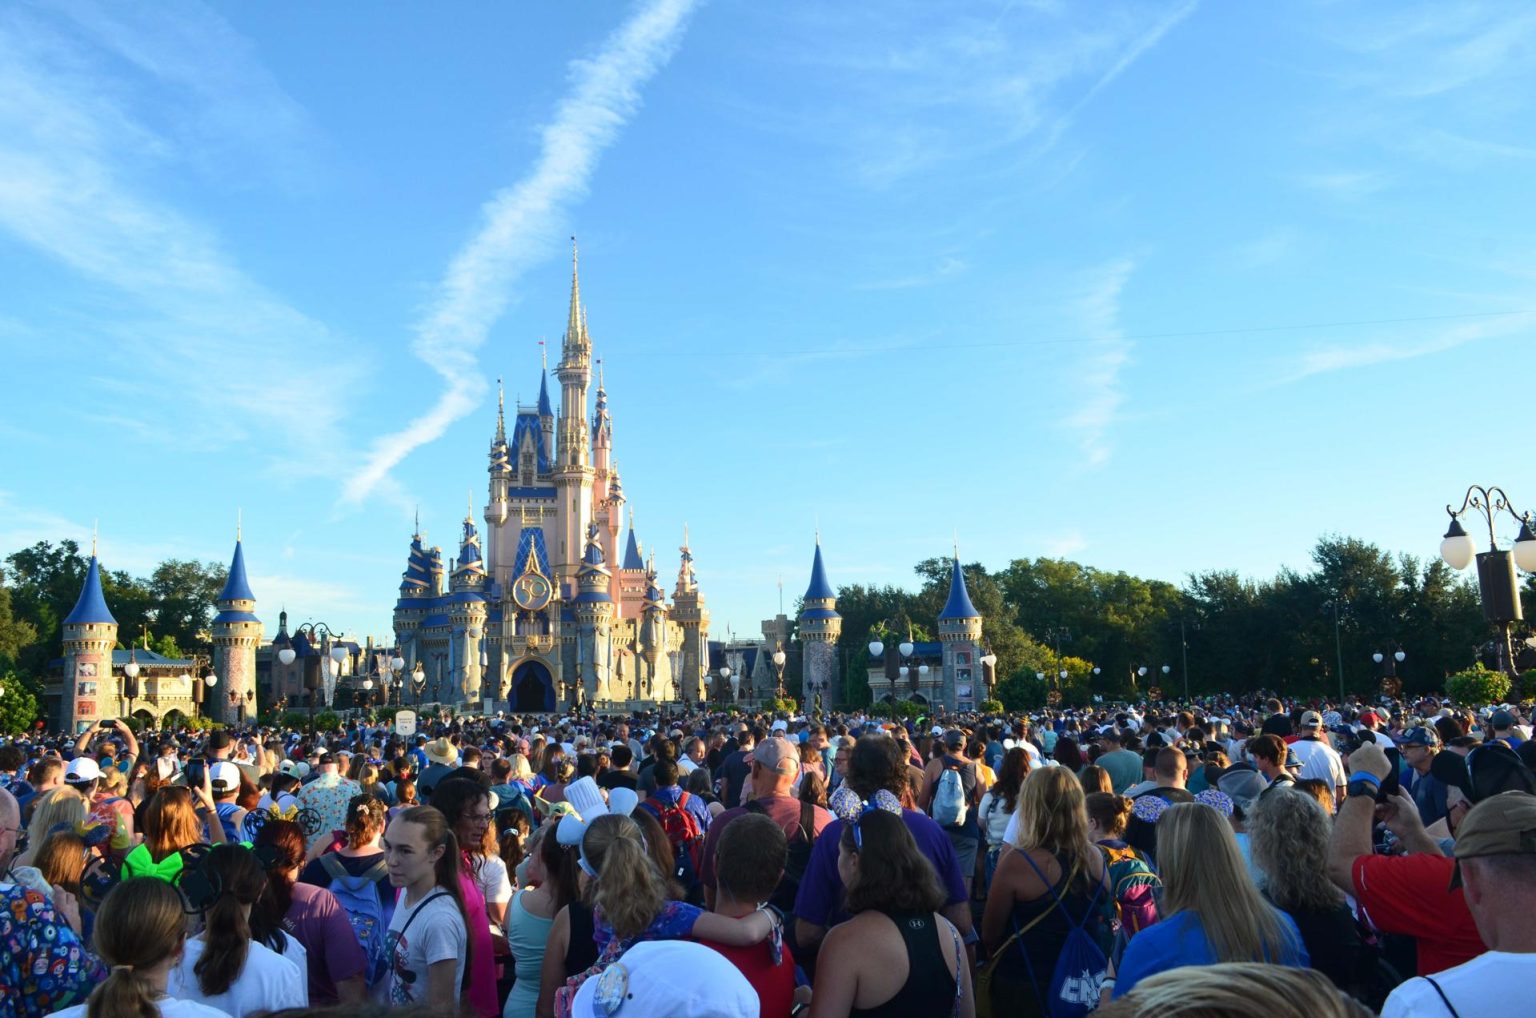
{"left": 1439, "top": 485, "right": 1536, "bottom": 676}
{"left": 412, "top": 660, "right": 426, "bottom": 703}
{"left": 1321, "top": 599, "right": 1347, "bottom": 702}
{"left": 772, "top": 645, "right": 787, "bottom": 701}
{"left": 390, "top": 653, "right": 405, "bottom": 706}
{"left": 979, "top": 650, "right": 997, "bottom": 702}
{"left": 182, "top": 656, "right": 216, "bottom": 722}
{"left": 285, "top": 622, "right": 347, "bottom": 735}
{"left": 721, "top": 665, "right": 737, "bottom": 703}
{"left": 1372, "top": 648, "right": 1407, "bottom": 697}
{"left": 122, "top": 648, "right": 141, "bottom": 722}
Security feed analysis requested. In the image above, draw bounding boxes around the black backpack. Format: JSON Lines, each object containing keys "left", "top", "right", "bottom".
{"left": 745, "top": 799, "right": 816, "bottom": 914}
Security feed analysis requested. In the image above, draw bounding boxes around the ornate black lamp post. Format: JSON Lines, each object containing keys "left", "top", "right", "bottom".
{"left": 1439, "top": 486, "right": 1536, "bottom": 676}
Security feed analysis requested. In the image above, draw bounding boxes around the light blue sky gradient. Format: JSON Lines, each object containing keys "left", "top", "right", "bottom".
{"left": 3, "top": 1, "right": 1535, "bottom": 643}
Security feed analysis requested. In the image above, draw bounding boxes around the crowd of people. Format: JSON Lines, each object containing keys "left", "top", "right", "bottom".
{"left": 1, "top": 692, "right": 1533, "bottom": 1017}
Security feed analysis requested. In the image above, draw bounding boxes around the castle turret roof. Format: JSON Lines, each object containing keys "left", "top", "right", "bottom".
{"left": 939, "top": 557, "right": 980, "bottom": 621}
{"left": 218, "top": 540, "right": 256, "bottom": 603}
{"left": 63, "top": 555, "right": 116, "bottom": 627}
{"left": 804, "top": 540, "right": 835, "bottom": 601}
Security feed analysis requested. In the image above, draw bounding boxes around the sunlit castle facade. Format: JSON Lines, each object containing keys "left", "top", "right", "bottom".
{"left": 393, "top": 246, "right": 710, "bottom": 712}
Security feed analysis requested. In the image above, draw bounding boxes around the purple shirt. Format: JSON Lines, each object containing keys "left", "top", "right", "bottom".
{"left": 284, "top": 881, "right": 367, "bottom": 1004}
{"left": 792, "top": 808, "right": 967, "bottom": 927}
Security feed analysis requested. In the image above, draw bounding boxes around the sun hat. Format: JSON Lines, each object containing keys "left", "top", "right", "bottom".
{"left": 570, "top": 940, "right": 758, "bottom": 1017}
{"left": 424, "top": 738, "right": 458, "bottom": 766}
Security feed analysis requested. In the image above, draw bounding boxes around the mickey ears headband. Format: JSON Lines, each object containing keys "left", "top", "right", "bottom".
{"left": 176, "top": 842, "right": 284, "bottom": 915}
{"left": 240, "top": 805, "right": 323, "bottom": 839}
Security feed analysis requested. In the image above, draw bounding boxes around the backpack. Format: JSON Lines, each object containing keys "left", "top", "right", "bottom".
{"left": 1100, "top": 842, "right": 1161, "bottom": 939}
{"left": 1017, "top": 852, "right": 1111, "bottom": 1018}
{"left": 744, "top": 799, "right": 816, "bottom": 914}
{"left": 640, "top": 791, "right": 704, "bottom": 896}
{"left": 930, "top": 761, "right": 969, "bottom": 828}
{"left": 321, "top": 852, "right": 395, "bottom": 988}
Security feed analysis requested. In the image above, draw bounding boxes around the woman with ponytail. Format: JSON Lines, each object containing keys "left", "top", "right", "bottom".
{"left": 48, "top": 878, "right": 229, "bottom": 1018}
{"left": 167, "top": 845, "right": 307, "bottom": 1017}
{"left": 551, "top": 813, "right": 780, "bottom": 1018}
{"left": 382, "top": 806, "right": 470, "bottom": 1010}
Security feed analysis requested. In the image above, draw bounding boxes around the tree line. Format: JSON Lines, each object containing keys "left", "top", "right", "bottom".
{"left": 827, "top": 536, "right": 1536, "bottom": 709}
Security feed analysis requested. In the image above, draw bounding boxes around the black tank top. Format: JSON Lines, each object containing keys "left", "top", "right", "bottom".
{"left": 564, "top": 900, "right": 599, "bottom": 976}
{"left": 849, "top": 910, "right": 957, "bottom": 1018}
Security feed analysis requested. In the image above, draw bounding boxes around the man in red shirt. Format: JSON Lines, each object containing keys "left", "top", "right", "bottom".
{"left": 1328, "top": 739, "right": 1534, "bottom": 975}
{"left": 701, "top": 812, "right": 799, "bottom": 1015}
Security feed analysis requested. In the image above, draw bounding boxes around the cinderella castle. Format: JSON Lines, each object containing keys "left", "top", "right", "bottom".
{"left": 392, "top": 246, "right": 710, "bottom": 712}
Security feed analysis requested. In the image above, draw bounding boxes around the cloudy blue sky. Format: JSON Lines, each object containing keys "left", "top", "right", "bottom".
{"left": 3, "top": 1, "right": 1535, "bottom": 643}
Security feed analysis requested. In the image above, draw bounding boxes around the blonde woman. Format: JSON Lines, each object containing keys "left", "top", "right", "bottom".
{"left": 981, "top": 766, "right": 1112, "bottom": 1017}
{"left": 18, "top": 787, "right": 90, "bottom": 867}
{"left": 1111, "top": 802, "right": 1308, "bottom": 998}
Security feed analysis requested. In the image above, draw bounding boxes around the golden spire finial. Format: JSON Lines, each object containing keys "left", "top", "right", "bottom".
{"left": 628, "top": 506, "right": 635, "bottom": 530}
{"left": 541, "top": 339, "right": 548, "bottom": 373}
{"left": 466, "top": 490, "right": 474, "bottom": 524}
{"left": 237, "top": 508, "right": 242, "bottom": 543}
{"left": 682, "top": 522, "right": 689, "bottom": 548}
{"left": 597, "top": 357, "right": 605, "bottom": 391}
{"left": 92, "top": 520, "right": 98, "bottom": 558}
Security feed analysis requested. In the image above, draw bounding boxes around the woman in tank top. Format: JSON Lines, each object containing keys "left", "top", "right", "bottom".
{"left": 810, "top": 806, "right": 973, "bottom": 1017}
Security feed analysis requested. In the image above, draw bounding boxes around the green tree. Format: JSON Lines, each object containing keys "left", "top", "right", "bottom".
{"left": 0, "top": 672, "right": 41, "bottom": 735}
{"left": 0, "top": 569, "right": 38, "bottom": 667}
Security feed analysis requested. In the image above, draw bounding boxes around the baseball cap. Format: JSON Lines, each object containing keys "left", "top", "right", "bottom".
{"left": 943, "top": 729, "right": 966, "bottom": 750}
{"left": 1400, "top": 726, "right": 1441, "bottom": 748}
{"left": 65, "top": 757, "right": 102, "bottom": 784}
{"left": 1358, "top": 710, "right": 1382, "bottom": 727}
{"left": 1491, "top": 709, "right": 1516, "bottom": 729}
{"left": 745, "top": 736, "right": 800, "bottom": 777}
{"left": 1217, "top": 768, "right": 1267, "bottom": 815}
{"left": 277, "top": 759, "right": 305, "bottom": 778}
{"left": 570, "top": 940, "right": 757, "bottom": 1018}
{"left": 1449, "top": 791, "right": 1536, "bottom": 889}
{"left": 209, "top": 761, "right": 241, "bottom": 792}
{"left": 1298, "top": 710, "right": 1324, "bottom": 731}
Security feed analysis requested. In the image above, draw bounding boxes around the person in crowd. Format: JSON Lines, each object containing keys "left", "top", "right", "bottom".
{"left": 1246, "top": 734, "right": 1296, "bottom": 789}
{"left": 17, "top": 786, "right": 90, "bottom": 868}
{"left": 1292, "top": 777, "right": 1336, "bottom": 817}
{"left": 551, "top": 813, "right": 780, "bottom": 1017}
{"left": 830, "top": 738, "right": 852, "bottom": 792}
{"left": 1052, "top": 737, "right": 1084, "bottom": 771}
{"left": 716, "top": 727, "right": 758, "bottom": 808}
{"left": 1326, "top": 740, "right": 1500, "bottom": 976}
{"left": 1078, "top": 763, "right": 1114, "bottom": 795}
{"left": 534, "top": 818, "right": 602, "bottom": 1018}
{"left": 1095, "top": 729, "right": 1144, "bottom": 794}
{"left": 531, "top": 745, "right": 568, "bottom": 806}
{"left": 1288, "top": 711, "right": 1347, "bottom": 801}
{"left": 1380, "top": 791, "right": 1536, "bottom": 1016}
{"left": 1215, "top": 767, "right": 1268, "bottom": 887}
{"left": 205, "top": 763, "right": 248, "bottom": 843}
{"left": 917, "top": 730, "right": 984, "bottom": 906}
{"left": 1248, "top": 788, "right": 1372, "bottom": 1000}
{"left": 810, "top": 807, "right": 973, "bottom": 1017}
{"left": 1096, "top": 962, "right": 1372, "bottom": 1018}
{"left": 168, "top": 844, "right": 308, "bottom": 1017}
{"left": 418, "top": 739, "right": 460, "bottom": 796}
{"left": 686, "top": 765, "right": 727, "bottom": 818}
{"left": 503, "top": 826, "right": 573, "bottom": 1018}
{"left": 251, "top": 818, "right": 367, "bottom": 1006}
{"left": 795, "top": 735, "right": 974, "bottom": 967}
{"left": 1084, "top": 791, "right": 1161, "bottom": 941}
{"left": 595, "top": 743, "right": 636, "bottom": 791}
{"left": 1399, "top": 725, "right": 1450, "bottom": 827}
{"left": 294, "top": 753, "right": 362, "bottom": 852}
{"left": 706, "top": 813, "right": 798, "bottom": 1016}
{"left": 983, "top": 767, "right": 1113, "bottom": 1016}
{"left": 698, "top": 735, "right": 831, "bottom": 915}
{"left": 977, "top": 746, "right": 1027, "bottom": 892}
{"left": 427, "top": 779, "right": 500, "bottom": 1018}
{"left": 1488, "top": 708, "right": 1525, "bottom": 749}
{"left": 120, "top": 783, "right": 226, "bottom": 882}
{"left": 299, "top": 794, "right": 389, "bottom": 905}
{"left": 381, "top": 806, "right": 470, "bottom": 1010}
{"left": 1, "top": 786, "right": 105, "bottom": 1018}
{"left": 1121, "top": 747, "right": 1194, "bottom": 862}
{"left": 63, "top": 756, "right": 134, "bottom": 843}
{"left": 1111, "top": 802, "right": 1308, "bottom": 998}
{"left": 47, "top": 877, "right": 231, "bottom": 1018}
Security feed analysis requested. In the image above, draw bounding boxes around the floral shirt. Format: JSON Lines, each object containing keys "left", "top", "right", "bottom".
{"left": 0, "top": 883, "right": 105, "bottom": 1018}
{"left": 295, "top": 774, "right": 363, "bottom": 850}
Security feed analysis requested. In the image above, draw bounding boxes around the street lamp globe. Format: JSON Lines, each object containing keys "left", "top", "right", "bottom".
{"left": 1372, "top": 652, "right": 1384, "bottom": 664}
{"left": 391, "top": 656, "right": 405, "bottom": 674}
{"left": 1515, "top": 521, "right": 1536, "bottom": 572}
{"left": 329, "top": 645, "right": 348, "bottom": 665}
{"left": 1137, "top": 666, "right": 1148, "bottom": 677}
{"left": 124, "top": 661, "right": 140, "bottom": 679}
{"left": 868, "top": 640, "right": 884, "bottom": 658}
{"left": 1162, "top": 664, "right": 1171, "bottom": 676}
{"left": 1059, "top": 669, "right": 1068, "bottom": 680}
{"left": 772, "top": 650, "right": 786, "bottom": 667}
{"left": 898, "top": 641, "right": 914, "bottom": 658}
{"left": 1440, "top": 518, "right": 1476, "bottom": 570}
{"left": 1035, "top": 671, "right": 1045, "bottom": 681}
{"left": 1092, "top": 666, "right": 1101, "bottom": 675}
{"left": 918, "top": 664, "right": 930, "bottom": 676}
{"left": 278, "top": 648, "right": 297, "bottom": 666}
{"left": 1394, "top": 650, "right": 1407, "bottom": 663}
{"left": 362, "top": 678, "right": 374, "bottom": 691}
{"left": 720, "top": 666, "right": 732, "bottom": 680}
{"left": 900, "top": 666, "right": 910, "bottom": 677}
{"left": 204, "top": 673, "right": 218, "bottom": 688}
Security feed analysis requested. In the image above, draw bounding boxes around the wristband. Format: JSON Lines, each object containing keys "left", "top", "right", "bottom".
{"left": 962, "top": 925, "right": 979, "bottom": 945}
{"left": 1349, "top": 772, "right": 1381, "bottom": 789}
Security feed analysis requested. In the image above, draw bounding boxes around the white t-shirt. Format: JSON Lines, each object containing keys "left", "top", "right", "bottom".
{"left": 1381, "top": 950, "right": 1536, "bottom": 1016}
{"left": 386, "top": 888, "right": 467, "bottom": 1005}
{"left": 50, "top": 998, "right": 231, "bottom": 1018}
{"left": 1289, "top": 737, "right": 1347, "bottom": 788}
{"left": 168, "top": 935, "right": 308, "bottom": 1018}
{"left": 977, "top": 790, "right": 1013, "bottom": 847}
{"left": 476, "top": 853, "right": 514, "bottom": 910}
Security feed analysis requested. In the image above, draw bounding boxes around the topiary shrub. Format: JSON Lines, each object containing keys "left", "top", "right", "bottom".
{"left": 979, "top": 698, "right": 1004, "bottom": 715}
{"left": 1445, "top": 665, "right": 1512, "bottom": 706}
{"left": 769, "top": 697, "right": 799, "bottom": 716}
{"left": 312, "top": 710, "right": 341, "bottom": 732}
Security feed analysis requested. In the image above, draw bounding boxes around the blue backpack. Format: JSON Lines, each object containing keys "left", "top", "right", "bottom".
{"left": 320, "top": 853, "right": 395, "bottom": 988}
{"left": 1017, "top": 852, "right": 1112, "bottom": 1018}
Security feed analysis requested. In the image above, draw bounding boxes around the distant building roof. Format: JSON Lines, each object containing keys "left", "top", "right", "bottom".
{"left": 939, "top": 558, "right": 980, "bottom": 620}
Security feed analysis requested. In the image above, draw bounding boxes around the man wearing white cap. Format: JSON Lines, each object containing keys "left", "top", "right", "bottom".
{"left": 64, "top": 755, "right": 134, "bottom": 841}
{"left": 1289, "top": 710, "right": 1347, "bottom": 802}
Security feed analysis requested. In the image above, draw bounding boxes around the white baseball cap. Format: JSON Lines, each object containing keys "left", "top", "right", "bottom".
{"left": 570, "top": 940, "right": 758, "bottom": 1018}
{"left": 65, "top": 757, "right": 102, "bottom": 784}
{"left": 209, "top": 760, "right": 242, "bottom": 792}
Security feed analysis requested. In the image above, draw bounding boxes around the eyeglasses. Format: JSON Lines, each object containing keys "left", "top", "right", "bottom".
{"left": 468, "top": 812, "right": 492, "bottom": 824}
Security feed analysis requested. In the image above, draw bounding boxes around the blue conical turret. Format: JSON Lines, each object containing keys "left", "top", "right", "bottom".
{"left": 622, "top": 523, "right": 644, "bottom": 570}
{"left": 538, "top": 366, "right": 554, "bottom": 418}
{"left": 804, "top": 540, "right": 835, "bottom": 602}
{"left": 63, "top": 555, "right": 116, "bottom": 626}
{"left": 218, "top": 540, "right": 256, "bottom": 603}
{"left": 939, "top": 557, "right": 979, "bottom": 620}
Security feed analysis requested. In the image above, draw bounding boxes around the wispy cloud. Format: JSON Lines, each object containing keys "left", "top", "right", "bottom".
{"left": 857, "top": 255, "right": 968, "bottom": 291}
{"left": 341, "top": 0, "right": 702, "bottom": 507}
{"left": 1063, "top": 258, "right": 1135, "bottom": 467}
{"left": 0, "top": 4, "right": 359, "bottom": 465}
{"left": 1230, "top": 227, "right": 1300, "bottom": 271}
{"left": 1296, "top": 170, "right": 1388, "bottom": 200}
{"left": 1283, "top": 312, "right": 1532, "bottom": 382}
{"left": 1045, "top": 531, "right": 1088, "bottom": 557}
